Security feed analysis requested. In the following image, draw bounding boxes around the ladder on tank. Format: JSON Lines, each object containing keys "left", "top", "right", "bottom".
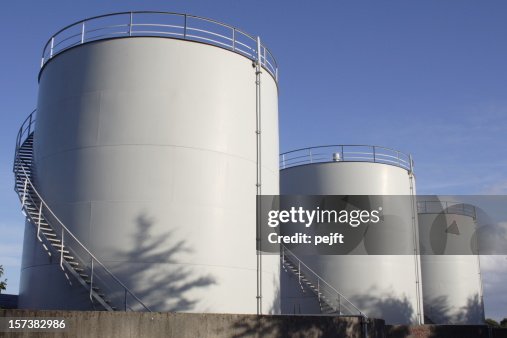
{"left": 13, "top": 110, "right": 151, "bottom": 312}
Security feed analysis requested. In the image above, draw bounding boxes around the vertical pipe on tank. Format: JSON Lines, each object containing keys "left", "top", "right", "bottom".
{"left": 255, "top": 36, "right": 263, "bottom": 315}
{"left": 472, "top": 206, "right": 486, "bottom": 322}
{"left": 408, "top": 161, "right": 423, "bottom": 324}
{"left": 129, "top": 12, "right": 133, "bottom": 37}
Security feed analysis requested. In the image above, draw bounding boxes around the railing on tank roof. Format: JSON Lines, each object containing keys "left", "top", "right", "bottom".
{"left": 40, "top": 11, "right": 278, "bottom": 81}
{"left": 280, "top": 145, "right": 414, "bottom": 172}
{"left": 417, "top": 200, "right": 477, "bottom": 219}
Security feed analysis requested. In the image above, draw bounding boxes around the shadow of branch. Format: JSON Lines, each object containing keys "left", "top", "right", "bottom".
{"left": 103, "top": 213, "right": 216, "bottom": 312}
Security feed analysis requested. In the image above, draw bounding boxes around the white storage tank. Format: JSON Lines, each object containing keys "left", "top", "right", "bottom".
{"left": 17, "top": 12, "right": 280, "bottom": 314}
{"left": 279, "top": 145, "right": 423, "bottom": 324}
{"left": 418, "top": 199, "right": 485, "bottom": 324}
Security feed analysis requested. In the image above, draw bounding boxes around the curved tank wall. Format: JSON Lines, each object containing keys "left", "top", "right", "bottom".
{"left": 418, "top": 200, "right": 484, "bottom": 324}
{"left": 280, "top": 160, "right": 423, "bottom": 324}
{"left": 19, "top": 36, "right": 280, "bottom": 314}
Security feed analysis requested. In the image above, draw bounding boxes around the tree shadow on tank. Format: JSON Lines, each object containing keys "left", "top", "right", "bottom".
{"left": 424, "top": 294, "right": 483, "bottom": 325}
{"left": 455, "top": 294, "right": 484, "bottom": 324}
{"left": 103, "top": 213, "right": 216, "bottom": 312}
{"left": 354, "top": 294, "right": 414, "bottom": 338}
{"left": 423, "top": 295, "right": 452, "bottom": 324}
{"left": 351, "top": 293, "right": 414, "bottom": 324}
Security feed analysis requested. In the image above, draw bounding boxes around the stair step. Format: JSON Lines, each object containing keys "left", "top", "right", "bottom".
{"left": 15, "top": 130, "right": 146, "bottom": 312}
{"left": 42, "top": 232, "right": 56, "bottom": 237}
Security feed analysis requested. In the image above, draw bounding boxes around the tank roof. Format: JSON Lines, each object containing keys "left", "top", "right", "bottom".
{"left": 40, "top": 11, "right": 278, "bottom": 81}
{"left": 280, "top": 144, "right": 413, "bottom": 172}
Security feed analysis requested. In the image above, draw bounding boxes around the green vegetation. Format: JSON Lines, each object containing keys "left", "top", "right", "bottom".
{"left": 0, "top": 265, "right": 6, "bottom": 293}
{"left": 486, "top": 318, "right": 507, "bottom": 328}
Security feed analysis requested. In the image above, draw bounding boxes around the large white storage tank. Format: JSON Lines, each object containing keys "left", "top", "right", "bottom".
{"left": 17, "top": 12, "right": 280, "bottom": 314}
{"left": 279, "top": 145, "right": 423, "bottom": 324}
{"left": 417, "top": 199, "right": 485, "bottom": 324}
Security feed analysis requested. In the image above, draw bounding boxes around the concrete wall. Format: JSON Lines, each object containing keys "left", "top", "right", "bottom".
{"left": 2, "top": 310, "right": 506, "bottom": 338}
{"left": 0, "top": 310, "right": 381, "bottom": 338}
{"left": 386, "top": 324, "right": 507, "bottom": 338}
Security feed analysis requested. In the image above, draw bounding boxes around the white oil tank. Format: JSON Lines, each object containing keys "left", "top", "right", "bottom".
{"left": 417, "top": 199, "right": 485, "bottom": 324}
{"left": 18, "top": 12, "right": 280, "bottom": 314}
{"left": 279, "top": 145, "right": 423, "bottom": 324}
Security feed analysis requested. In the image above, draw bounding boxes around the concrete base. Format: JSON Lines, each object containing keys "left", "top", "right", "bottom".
{"left": 0, "top": 309, "right": 379, "bottom": 338}
{"left": 386, "top": 324, "right": 507, "bottom": 338}
{"left": 2, "top": 309, "right": 507, "bottom": 337}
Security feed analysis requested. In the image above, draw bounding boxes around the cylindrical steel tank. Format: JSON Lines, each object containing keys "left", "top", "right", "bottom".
{"left": 417, "top": 199, "right": 485, "bottom": 324}
{"left": 279, "top": 145, "right": 423, "bottom": 324}
{"left": 19, "top": 12, "right": 280, "bottom": 314}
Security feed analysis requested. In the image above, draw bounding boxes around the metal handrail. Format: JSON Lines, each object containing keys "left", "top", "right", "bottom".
{"left": 280, "top": 145, "right": 413, "bottom": 172}
{"left": 40, "top": 11, "right": 278, "bottom": 82}
{"left": 13, "top": 110, "right": 151, "bottom": 312}
{"left": 13, "top": 110, "right": 36, "bottom": 167}
{"left": 417, "top": 200, "right": 476, "bottom": 219}
{"left": 281, "top": 244, "right": 368, "bottom": 319}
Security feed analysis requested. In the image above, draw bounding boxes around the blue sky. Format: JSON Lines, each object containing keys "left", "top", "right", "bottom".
{"left": 1, "top": 0, "right": 506, "bottom": 320}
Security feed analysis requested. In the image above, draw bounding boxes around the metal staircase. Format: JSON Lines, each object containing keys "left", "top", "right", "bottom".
{"left": 281, "top": 245, "right": 367, "bottom": 318}
{"left": 13, "top": 110, "right": 151, "bottom": 312}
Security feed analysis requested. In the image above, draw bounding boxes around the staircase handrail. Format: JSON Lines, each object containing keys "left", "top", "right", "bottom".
{"left": 13, "top": 110, "right": 151, "bottom": 312}
{"left": 13, "top": 110, "right": 36, "bottom": 169}
{"left": 281, "top": 244, "right": 367, "bottom": 319}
